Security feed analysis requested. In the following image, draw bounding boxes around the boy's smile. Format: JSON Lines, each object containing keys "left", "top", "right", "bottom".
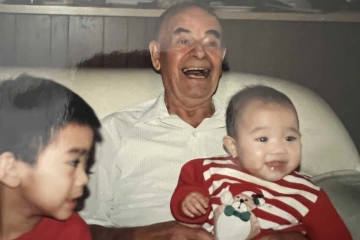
{"left": 18, "top": 123, "right": 94, "bottom": 220}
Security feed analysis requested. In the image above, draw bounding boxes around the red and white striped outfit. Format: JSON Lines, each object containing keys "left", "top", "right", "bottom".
{"left": 170, "top": 156, "right": 351, "bottom": 240}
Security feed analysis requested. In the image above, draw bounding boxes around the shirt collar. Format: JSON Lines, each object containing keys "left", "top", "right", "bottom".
{"left": 135, "top": 92, "right": 226, "bottom": 129}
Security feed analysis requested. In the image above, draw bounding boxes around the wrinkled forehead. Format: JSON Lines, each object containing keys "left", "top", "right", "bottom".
{"left": 158, "top": 7, "right": 222, "bottom": 40}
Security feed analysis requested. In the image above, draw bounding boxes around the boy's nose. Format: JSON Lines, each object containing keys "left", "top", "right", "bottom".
{"left": 76, "top": 168, "right": 89, "bottom": 187}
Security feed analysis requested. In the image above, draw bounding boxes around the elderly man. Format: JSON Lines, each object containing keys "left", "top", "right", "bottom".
{"left": 81, "top": 3, "right": 308, "bottom": 240}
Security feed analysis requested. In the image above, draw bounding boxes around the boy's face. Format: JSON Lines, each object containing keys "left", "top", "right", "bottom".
{"left": 224, "top": 100, "right": 301, "bottom": 182}
{"left": 19, "top": 123, "right": 93, "bottom": 220}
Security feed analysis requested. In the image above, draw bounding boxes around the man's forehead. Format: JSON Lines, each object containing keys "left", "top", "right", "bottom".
{"left": 159, "top": 7, "right": 222, "bottom": 37}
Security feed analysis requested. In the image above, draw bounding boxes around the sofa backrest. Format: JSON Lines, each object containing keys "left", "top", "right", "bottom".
{"left": 1, "top": 67, "right": 359, "bottom": 176}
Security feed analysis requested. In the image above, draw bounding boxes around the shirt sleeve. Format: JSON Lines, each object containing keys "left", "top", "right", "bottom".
{"left": 170, "top": 159, "right": 212, "bottom": 224}
{"left": 79, "top": 118, "right": 121, "bottom": 226}
{"left": 303, "top": 189, "right": 352, "bottom": 240}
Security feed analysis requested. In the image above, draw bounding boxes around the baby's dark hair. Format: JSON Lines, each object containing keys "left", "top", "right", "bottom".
{"left": 155, "top": 2, "right": 221, "bottom": 40}
{"left": 226, "top": 85, "right": 298, "bottom": 138}
{"left": 0, "top": 74, "right": 101, "bottom": 165}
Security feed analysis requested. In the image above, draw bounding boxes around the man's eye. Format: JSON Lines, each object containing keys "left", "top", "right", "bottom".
{"left": 256, "top": 137, "right": 268, "bottom": 142}
{"left": 208, "top": 41, "right": 218, "bottom": 47}
{"left": 70, "top": 159, "right": 80, "bottom": 168}
{"left": 180, "top": 39, "right": 188, "bottom": 44}
{"left": 286, "top": 136, "right": 297, "bottom": 141}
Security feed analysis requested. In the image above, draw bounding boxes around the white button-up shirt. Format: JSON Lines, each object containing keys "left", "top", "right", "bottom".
{"left": 80, "top": 92, "right": 228, "bottom": 227}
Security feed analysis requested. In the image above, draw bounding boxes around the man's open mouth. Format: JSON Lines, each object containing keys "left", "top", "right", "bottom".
{"left": 182, "top": 68, "right": 210, "bottom": 79}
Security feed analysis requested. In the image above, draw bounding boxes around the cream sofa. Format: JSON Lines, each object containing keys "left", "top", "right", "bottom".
{"left": 1, "top": 67, "right": 359, "bottom": 238}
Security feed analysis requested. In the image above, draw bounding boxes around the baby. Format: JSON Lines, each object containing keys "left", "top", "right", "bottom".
{"left": 0, "top": 75, "right": 101, "bottom": 240}
{"left": 171, "top": 85, "right": 351, "bottom": 240}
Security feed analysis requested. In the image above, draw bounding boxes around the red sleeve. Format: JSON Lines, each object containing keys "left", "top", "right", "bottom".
{"left": 60, "top": 213, "right": 92, "bottom": 240}
{"left": 303, "top": 189, "right": 352, "bottom": 240}
{"left": 170, "top": 159, "right": 212, "bottom": 224}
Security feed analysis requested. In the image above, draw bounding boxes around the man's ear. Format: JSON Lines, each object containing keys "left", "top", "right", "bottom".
{"left": 149, "top": 40, "right": 161, "bottom": 71}
{"left": 223, "top": 136, "right": 238, "bottom": 158}
{"left": 0, "top": 152, "right": 21, "bottom": 188}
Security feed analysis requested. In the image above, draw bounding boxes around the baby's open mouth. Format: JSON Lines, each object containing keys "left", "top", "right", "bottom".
{"left": 266, "top": 161, "right": 287, "bottom": 171}
{"left": 182, "top": 68, "right": 210, "bottom": 79}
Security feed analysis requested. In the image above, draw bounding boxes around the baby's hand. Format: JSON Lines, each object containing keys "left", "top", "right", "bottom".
{"left": 182, "top": 191, "right": 210, "bottom": 218}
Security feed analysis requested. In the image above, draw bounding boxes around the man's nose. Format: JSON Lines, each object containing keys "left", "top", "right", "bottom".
{"left": 191, "top": 42, "right": 206, "bottom": 59}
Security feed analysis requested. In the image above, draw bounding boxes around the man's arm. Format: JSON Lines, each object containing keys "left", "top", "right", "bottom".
{"left": 90, "top": 221, "right": 214, "bottom": 240}
{"left": 255, "top": 232, "right": 309, "bottom": 240}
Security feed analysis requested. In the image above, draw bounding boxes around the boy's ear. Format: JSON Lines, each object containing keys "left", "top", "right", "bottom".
{"left": 149, "top": 40, "right": 161, "bottom": 71}
{"left": 223, "top": 136, "right": 238, "bottom": 158}
{"left": 0, "top": 152, "right": 21, "bottom": 188}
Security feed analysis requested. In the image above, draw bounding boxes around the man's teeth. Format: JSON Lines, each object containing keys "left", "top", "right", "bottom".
{"left": 182, "top": 68, "right": 209, "bottom": 73}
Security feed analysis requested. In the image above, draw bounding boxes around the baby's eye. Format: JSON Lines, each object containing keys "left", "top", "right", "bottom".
{"left": 69, "top": 159, "right": 80, "bottom": 168}
{"left": 256, "top": 137, "right": 268, "bottom": 142}
{"left": 286, "top": 136, "right": 297, "bottom": 141}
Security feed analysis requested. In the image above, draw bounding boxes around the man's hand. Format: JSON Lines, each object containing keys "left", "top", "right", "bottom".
{"left": 255, "top": 232, "right": 309, "bottom": 240}
{"left": 135, "top": 221, "right": 214, "bottom": 240}
{"left": 182, "top": 191, "right": 210, "bottom": 218}
{"left": 89, "top": 221, "right": 214, "bottom": 240}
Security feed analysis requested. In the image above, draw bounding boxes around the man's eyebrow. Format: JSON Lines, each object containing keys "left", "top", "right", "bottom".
{"left": 173, "top": 28, "right": 221, "bottom": 39}
{"left": 173, "top": 27, "right": 190, "bottom": 35}
{"left": 205, "top": 29, "right": 221, "bottom": 39}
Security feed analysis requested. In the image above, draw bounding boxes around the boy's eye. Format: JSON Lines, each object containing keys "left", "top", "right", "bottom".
{"left": 286, "top": 136, "right": 297, "bottom": 141}
{"left": 256, "top": 137, "right": 268, "bottom": 142}
{"left": 70, "top": 159, "right": 80, "bottom": 168}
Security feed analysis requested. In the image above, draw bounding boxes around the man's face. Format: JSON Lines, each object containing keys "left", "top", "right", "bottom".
{"left": 225, "top": 101, "right": 302, "bottom": 182}
{"left": 150, "top": 7, "right": 226, "bottom": 105}
{"left": 19, "top": 123, "right": 93, "bottom": 220}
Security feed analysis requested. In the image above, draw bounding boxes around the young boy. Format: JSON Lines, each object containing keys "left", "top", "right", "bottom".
{"left": 0, "top": 75, "right": 101, "bottom": 240}
{"left": 170, "top": 85, "right": 351, "bottom": 240}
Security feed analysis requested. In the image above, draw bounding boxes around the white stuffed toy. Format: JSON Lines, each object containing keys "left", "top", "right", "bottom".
{"left": 214, "top": 190, "right": 265, "bottom": 240}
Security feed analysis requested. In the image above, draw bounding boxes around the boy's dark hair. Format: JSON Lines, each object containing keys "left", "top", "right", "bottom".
{"left": 0, "top": 74, "right": 101, "bottom": 165}
{"left": 226, "top": 85, "right": 298, "bottom": 138}
{"left": 155, "top": 2, "right": 221, "bottom": 40}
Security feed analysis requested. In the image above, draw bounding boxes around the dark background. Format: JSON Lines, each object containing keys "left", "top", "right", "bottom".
{"left": 0, "top": 12, "right": 359, "bottom": 153}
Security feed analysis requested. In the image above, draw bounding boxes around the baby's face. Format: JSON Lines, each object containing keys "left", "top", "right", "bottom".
{"left": 18, "top": 123, "right": 93, "bottom": 220}
{"left": 234, "top": 100, "right": 301, "bottom": 181}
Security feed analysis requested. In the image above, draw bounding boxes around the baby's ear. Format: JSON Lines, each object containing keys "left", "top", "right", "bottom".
{"left": 0, "top": 152, "right": 21, "bottom": 187}
{"left": 223, "top": 136, "right": 238, "bottom": 158}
